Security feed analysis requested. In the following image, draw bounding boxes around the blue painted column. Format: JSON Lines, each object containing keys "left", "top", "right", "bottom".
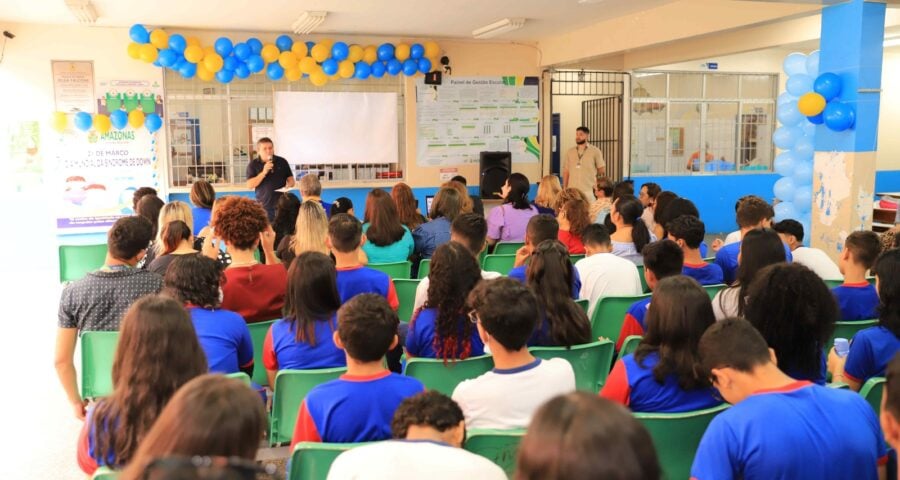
{"left": 811, "top": 0, "right": 886, "bottom": 258}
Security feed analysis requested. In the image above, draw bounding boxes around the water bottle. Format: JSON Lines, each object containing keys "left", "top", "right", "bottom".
{"left": 834, "top": 338, "right": 850, "bottom": 358}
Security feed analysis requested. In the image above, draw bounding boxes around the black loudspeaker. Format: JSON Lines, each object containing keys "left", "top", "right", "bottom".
{"left": 479, "top": 151, "right": 512, "bottom": 199}
{"left": 424, "top": 71, "right": 442, "bottom": 85}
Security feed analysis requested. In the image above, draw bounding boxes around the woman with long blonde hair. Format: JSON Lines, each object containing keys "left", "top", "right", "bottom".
{"left": 533, "top": 175, "right": 561, "bottom": 215}
{"left": 443, "top": 180, "right": 474, "bottom": 214}
{"left": 276, "top": 200, "right": 330, "bottom": 265}
{"left": 150, "top": 201, "right": 193, "bottom": 261}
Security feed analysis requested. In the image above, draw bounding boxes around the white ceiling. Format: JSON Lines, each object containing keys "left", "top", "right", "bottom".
{"left": 0, "top": 0, "right": 677, "bottom": 41}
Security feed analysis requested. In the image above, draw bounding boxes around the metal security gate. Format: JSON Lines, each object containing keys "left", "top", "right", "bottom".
{"left": 583, "top": 96, "right": 623, "bottom": 181}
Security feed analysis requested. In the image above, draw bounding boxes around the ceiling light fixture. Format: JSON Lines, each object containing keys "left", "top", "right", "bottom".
{"left": 64, "top": 0, "right": 98, "bottom": 24}
{"left": 292, "top": 11, "right": 327, "bottom": 35}
{"left": 472, "top": 18, "right": 526, "bottom": 39}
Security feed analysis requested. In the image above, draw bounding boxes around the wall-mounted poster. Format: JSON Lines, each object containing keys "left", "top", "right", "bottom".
{"left": 51, "top": 60, "right": 95, "bottom": 113}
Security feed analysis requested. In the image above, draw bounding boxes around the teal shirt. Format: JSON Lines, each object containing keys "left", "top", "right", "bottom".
{"left": 362, "top": 224, "right": 414, "bottom": 264}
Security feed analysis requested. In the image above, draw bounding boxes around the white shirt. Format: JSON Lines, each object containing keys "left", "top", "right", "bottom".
{"left": 327, "top": 440, "right": 507, "bottom": 480}
{"left": 413, "top": 270, "right": 502, "bottom": 312}
{"left": 724, "top": 230, "right": 742, "bottom": 246}
{"left": 712, "top": 287, "right": 741, "bottom": 321}
{"left": 575, "top": 253, "right": 643, "bottom": 317}
{"left": 452, "top": 358, "right": 575, "bottom": 430}
{"left": 791, "top": 246, "right": 842, "bottom": 280}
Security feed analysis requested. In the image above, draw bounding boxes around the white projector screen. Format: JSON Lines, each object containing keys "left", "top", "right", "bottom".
{"left": 273, "top": 91, "right": 398, "bottom": 165}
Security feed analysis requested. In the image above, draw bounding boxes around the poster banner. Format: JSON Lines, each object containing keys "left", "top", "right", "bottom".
{"left": 51, "top": 60, "right": 95, "bottom": 113}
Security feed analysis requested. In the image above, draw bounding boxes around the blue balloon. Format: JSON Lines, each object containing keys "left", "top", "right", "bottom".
{"left": 168, "top": 34, "right": 187, "bottom": 53}
{"left": 74, "top": 112, "right": 92, "bottom": 131}
{"left": 418, "top": 57, "right": 432, "bottom": 74}
{"left": 276, "top": 35, "right": 293, "bottom": 52}
{"left": 178, "top": 62, "right": 197, "bottom": 79}
{"left": 247, "top": 38, "right": 263, "bottom": 54}
{"left": 813, "top": 72, "right": 842, "bottom": 101}
{"left": 774, "top": 201, "right": 798, "bottom": 222}
{"left": 322, "top": 59, "right": 339, "bottom": 75}
{"left": 214, "top": 37, "right": 233, "bottom": 57}
{"left": 306, "top": 41, "right": 315, "bottom": 52}
{"left": 216, "top": 69, "right": 234, "bottom": 84}
{"left": 823, "top": 101, "right": 855, "bottom": 132}
{"left": 774, "top": 151, "right": 797, "bottom": 177}
{"left": 802, "top": 122, "right": 817, "bottom": 137}
{"left": 793, "top": 136, "right": 815, "bottom": 161}
{"left": 777, "top": 101, "right": 804, "bottom": 126}
{"left": 792, "top": 161, "right": 813, "bottom": 186}
{"left": 332, "top": 42, "right": 349, "bottom": 61}
{"left": 224, "top": 56, "right": 240, "bottom": 71}
{"left": 794, "top": 189, "right": 812, "bottom": 213}
{"left": 354, "top": 62, "right": 371, "bottom": 80}
{"left": 777, "top": 92, "right": 797, "bottom": 106}
{"left": 783, "top": 52, "right": 808, "bottom": 76}
{"left": 410, "top": 43, "right": 425, "bottom": 59}
{"left": 234, "top": 63, "right": 251, "bottom": 79}
{"left": 233, "top": 42, "right": 251, "bottom": 60}
{"left": 402, "top": 59, "right": 418, "bottom": 76}
{"left": 807, "top": 113, "right": 824, "bottom": 125}
{"left": 774, "top": 177, "right": 797, "bottom": 202}
{"left": 806, "top": 50, "right": 820, "bottom": 78}
{"left": 370, "top": 61, "right": 386, "bottom": 78}
{"left": 773, "top": 126, "right": 801, "bottom": 150}
{"left": 145, "top": 113, "right": 163, "bottom": 133}
{"left": 246, "top": 55, "right": 265, "bottom": 73}
{"left": 378, "top": 43, "right": 395, "bottom": 61}
{"left": 786, "top": 74, "right": 813, "bottom": 96}
{"left": 110, "top": 110, "right": 128, "bottom": 130}
{"left": 152, "top": 59, "right": 163, "bottom": 68}
{"left": 386, "top": 59, "right": 402, "bottom": 75}
{"left": 129, "top": 24, "right": 149, "bottom": 44}
{"left": 158, "top": 49, "right": 178, "bottom": 67}
{"left": 267, "top": 63, "right": 284, "bottom": 80}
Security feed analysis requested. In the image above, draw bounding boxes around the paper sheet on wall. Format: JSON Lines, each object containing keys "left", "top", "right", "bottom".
{"left": 416, "top": 76, "right": 540, "bottom": 167}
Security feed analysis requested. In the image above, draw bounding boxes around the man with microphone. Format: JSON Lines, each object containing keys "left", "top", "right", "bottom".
{"left": 246, "top": 137, "right": 295, "bottom": 220}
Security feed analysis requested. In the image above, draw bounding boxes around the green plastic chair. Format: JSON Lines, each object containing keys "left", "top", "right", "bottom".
{"left": 703, "top": 257, "right": 715, "bottom": 264}
{"left": 289, "top": 442, "right": 369, "bottom": 480}
{"left": 368, "top": 261, "right": 412, "bottom": 279}
{"left": 619, "top": 335, "right": 643, "bottom": 356}
{"left": 247, "top": 320, "right": 276, "bottom": 387}
{"left": 636, "top": 265, "right": 649, "bottom": 293}
{"left": 575, "top": 299, "right": 589, "bottom": 313}
{"left": 270, "top": 367, "right": 348, "bottom": 446}
{"left": 635, "top": 404, "right": 730, "bottom": 480}
{"left": 59, "top": 244, "right": 107, "bottom": 283}
{"left": 482, "top": 254, "right": 517, "bottom": 275}
{"left": 464, "top": 429, "right": 526, "bottom": 477}
{"left": 830, "top": 319, "right": 878, "bottom": 349}
{"left": 824, "top": 279, "right": 844, "bottom": 289}
{"left": 859, "top": 377, "right": 886, "bottom": 417}
{"left": 530, "top": 340, "right": 615, "bottom": 392}
{"left": 395, "top": 279, "right": 421, "bottom": 323}
{"left": 417, "top": 259, "right": 431, "bottom": 279}
{"left": 225, "top": 371, "right": 252, "bottom": 385}
{"left": 703, "top": 284, "right": 726, "bottom": 299}
{"left": 569, "top": 254, "right": 585, "bottom": 264}
{"left": 590, "top": 294, "right": 652, "bottom": 347}
{"left": 91, "top": 466, "right": 119, "bottom": 480}
{"left": 404, "top": 355, "right": 494, "bottom": 396}
{"left": 494, "top": 242, "right": 524, "bottom": 255}
{"left": 81, "top": 331, "right": 119, "bottom": 399}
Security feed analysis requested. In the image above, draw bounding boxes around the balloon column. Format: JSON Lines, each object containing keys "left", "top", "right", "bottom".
{"left": 125, "top": 24, "right": 442, "bottom": 87}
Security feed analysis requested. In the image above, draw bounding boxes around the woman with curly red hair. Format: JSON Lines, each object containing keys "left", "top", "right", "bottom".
{"left": 208, "top": 196, "right": 286, "bottom": 323}
{"left": 555, "top": 188, "right": 592, "bottom": 254}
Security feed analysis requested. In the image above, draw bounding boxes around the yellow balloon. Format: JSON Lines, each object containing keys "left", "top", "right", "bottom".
{"left": 93, "top": 114, "right": 111, "bottom": 134}
{"left": 363, "top": 45, "right": 378, "bottom": 64}
{"left": 204, "top": 46, "right": 217, "bottom": 58}
{"left": 320, "top": 39, "right": 334, "bottom": 50}
{"left": 298, "top": 56, "right": 317, "bottom": 74}
{"left": 139, "top": 44, "right": 158, "bottom": 63}
{"left": 310, "top": 70, "right": 328, "bottom": 87}
{"left": 128, "top": 109, "right": 145, "bottom": 128}
{"left": 196, "top": 63, "right": 214, "bottom": 81}
{"left": 285, "top": 67, "right": 302, "bottom": 81}
{"left": 424, "top": 41, "right": 440, "bottom": 58}
{"left": 186, "top": 36, "right": 201, "bottom": 47}
{"left": 338, "top": 60, "right": 354, "bottom": 78}
{"left": 798, "top": 92, "right": 827, "bottom": 117}
{"left": 279, "top": 51, "right": 298, "bottom": 69}
{"left": 149, "top": 29, "right": 168, "bottom": 50}
{"left": 395, "top": 44, "right": 410, "bottom": 62}
{"left": 184, "top": 45, "right": 204, "bottom": 63}
{"left": 127, "top": 42, "right": 141, "bottom": 60}
{"left": 204, "top": 53, "right": 224, "bottom": 73}
{"left": 310, "top": 44, "right": 330, "bottom": 62}
{"left": 261, "top": 44, "right": 280, "bottom": 63}
{"left": 348, "top": 45, "right": 364, "bottom": 63}
{"left": 291, "top": 42, "right": 308, "bottom": 58}
{"left": 51, "top": 112, "right": 68, "bottom": 133}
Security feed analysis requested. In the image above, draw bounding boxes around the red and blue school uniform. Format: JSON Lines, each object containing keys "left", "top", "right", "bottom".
{"left": 77, "top": 405, "right": 115, "bottom": 474}
{"left": 262, "top": 315, "right": 346, "bottom": 371}
{"left": 600, "top": 352, "right": 720, "bottom": 413}
{"left": 832, "top": 282, "right": 880, "bottom": 321}
{"left": 843, "top": 326, "right": 900, "bottom": 385}
{"left": 682, "top": 262, "right": 724, "bottom": 286}
{"left": 335, "top": 265, "right": 399, "bottom": 310}
{"left": 714, "top": 241, "right": 793, "bottom": 285}
{"left": 405, "top": 308, "right": 485, "bottom": 359}
{"left": 690, "top": 381, "right": 887, "bottom": 480}
{"left": 291, "top": 371, "right": 424, "bottom": 447}
{"left": 615, "top": 297, "right": 651, "bottom": 351}
{"left": 508, "top": 264, "right": 582, "bottom": 299}
{"left": 188, "top": 307, "right": 254, "bottom": 374}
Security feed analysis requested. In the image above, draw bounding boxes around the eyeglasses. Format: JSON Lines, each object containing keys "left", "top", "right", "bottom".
{"left": 467, "top": 310, "right": 480, "bottom": 324}
{"left": 141, "top": 455, "right": 282, "bottom": 480}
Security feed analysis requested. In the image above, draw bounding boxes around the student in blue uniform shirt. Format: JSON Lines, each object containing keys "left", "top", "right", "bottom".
{"left": 714, "top": 196, "right": 791, "bottom": 284}
{"left": 666, "top": 214, "right": 723, "bottom": 285}
{"left": 833, "top": 230, "right": 882, "bottom": 321}
{"left": 692, "top": 318, "right": 887, "bottom": 480}
{"left": 525, "top": 240, "right": 592, "bottom": 347}
{"left": 329, "top": 214, "right": 399, "bottom": 309}
{"left": 508, "top": 215, "right": 582, "bottom": 298}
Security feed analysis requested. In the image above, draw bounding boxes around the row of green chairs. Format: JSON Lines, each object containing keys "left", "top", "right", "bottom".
{"left": 481, "top": 253, "right": 586, "bottom": 276}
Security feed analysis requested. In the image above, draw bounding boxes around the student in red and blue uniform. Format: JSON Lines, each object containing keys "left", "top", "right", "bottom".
{"left": 507, "top": 214, "right": 581, "bottom": 298}
{"left": 526, "top": 240, "right": 592, "bottom": 347}
{"left": 406, "top": 242, "right": 484, "bottom": 360}
{"left": 263, "top": 252, "right": 346, "bottom": 385}
{"left": 830, "top": 249, "right": 900, "bottom": 392}
{"left": 833, "top": 231, "right": 882, "bottom": 321}
{"left": 615, "top": 240, "right": 684, "bottom": 351}
{"left": 666, "top": 215, "right": 723, "bottom": 286}
{"left": 291, "top": 294, "right": 424, "bottom": 446}
{"left": 602, "top": 276, "right": 718, "bottom": 412}
{"left": 328, "top": 213, "right": 399, "bottom": 310}
{"left": 164, "top": 254, "right": 254, "bottom": 376}
{"left": 692, "top": 318, "right": 887, "bottom": 480}
{"left": 714, "top": 196, "right": 792, "bottom": 284}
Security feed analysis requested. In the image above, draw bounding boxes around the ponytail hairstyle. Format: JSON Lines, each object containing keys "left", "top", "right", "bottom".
{"left": 614, "top": 195, "right": 651, "bottom": 253}
{"left": 526, "top": 240, "right": 592, "bottom": 347}
{"left": 161, "top": 220, "right": 191, "bottom": 255}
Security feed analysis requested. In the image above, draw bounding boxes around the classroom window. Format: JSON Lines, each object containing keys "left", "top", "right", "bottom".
{"left": 163, "top": 70, "right": 406, "bottom": 188}
{"left": 630, "top": 71, "right": 777, "bottom": 176}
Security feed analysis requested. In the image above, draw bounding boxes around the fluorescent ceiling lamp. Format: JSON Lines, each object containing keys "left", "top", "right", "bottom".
{"left": 292, "top": 11, "right": 327, "bottom": 35}
{"left": 472, "top": 18, "right": 526, "bottom": 39}
{"left": 64, "top": 0, "right": 97, "bottom": 24}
